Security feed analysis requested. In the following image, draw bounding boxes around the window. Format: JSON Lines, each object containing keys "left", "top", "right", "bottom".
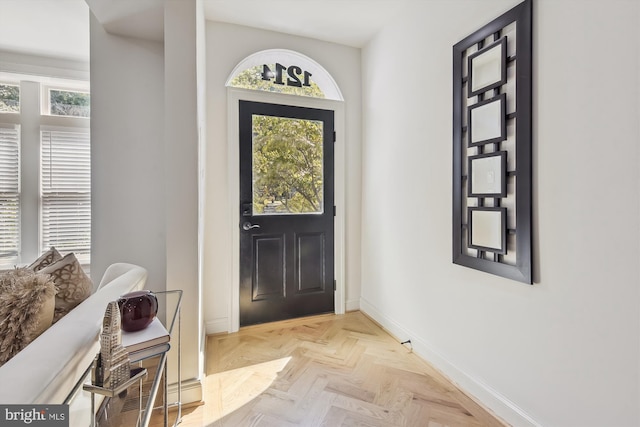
{"left": 41, "top": 129, "right": 90, "bottom": 264}
{"left": 0, "top": 125, "right": 20, "bottom": 264}
{"left": 226, "top": 49, "right": 344, "bottom": 101}
{"left": 0, "top": 76, "right": 90, "bottom": 269}
{"left": 0, "top": 84, "right": 20, "bottom": 113}
{"left": 229, "top": 64, "right": 325, "bottom": 98}
{"left": 47, "top": 88, "right": 90, "bottom": 117}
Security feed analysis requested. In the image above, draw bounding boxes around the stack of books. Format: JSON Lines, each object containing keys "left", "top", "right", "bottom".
{"left": 121, "top": 317, "right": 170, "bottom": 363}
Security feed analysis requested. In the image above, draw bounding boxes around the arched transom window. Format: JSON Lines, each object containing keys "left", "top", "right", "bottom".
{"left": 226, "top": 49, "right": 343, "bottom": 101}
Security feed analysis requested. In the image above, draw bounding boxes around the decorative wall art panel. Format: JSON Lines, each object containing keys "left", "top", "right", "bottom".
{"left": 468, "top": 93, "right": 506, "bottom": 146}
{"left": 468, "top": 207, "right": 507, "bottom": 254}
{"left": 468, "top": 37, "right": 507, "bottom": 97}
{"left": 468, "top": 151, "right": 507, "bottom": 197}
{"left": 452, "top": 0, "right": 532, "bottom": 283}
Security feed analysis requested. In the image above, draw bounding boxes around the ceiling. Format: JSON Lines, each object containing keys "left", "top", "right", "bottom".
{"left": 202, "top": 0, "right": 407, "bottom": 48}
{"left": 0, "top": 0, "right": 91, "bottom": 62}
{"left": 0, "top": 0, "right": 407, "bottom": 64}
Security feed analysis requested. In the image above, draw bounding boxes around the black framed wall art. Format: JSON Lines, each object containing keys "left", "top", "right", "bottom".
{"left": 452, "top": 0, "right": 532, "bottom": 284}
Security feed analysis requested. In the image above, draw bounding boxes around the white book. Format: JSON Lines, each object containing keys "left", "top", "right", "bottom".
{"left": 121, "top": 317, "right": 170, "bottom": 353}
{"left": 128, "top": 343, "right": 171, "bottom": 363}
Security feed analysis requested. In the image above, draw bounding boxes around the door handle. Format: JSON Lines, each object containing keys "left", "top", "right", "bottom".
{"left": 242, "top": 222, "right": 261, "bottom": 231}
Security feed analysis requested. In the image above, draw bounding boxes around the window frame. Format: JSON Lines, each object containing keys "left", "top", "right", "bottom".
{"left": 0, "top": 75, "right": 90, "bottom": 269}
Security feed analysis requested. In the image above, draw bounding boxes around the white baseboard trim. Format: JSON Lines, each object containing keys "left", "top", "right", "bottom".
{"left": 345, "top": 298, "right": 360, "bottom": 312}
{"left": 168, "top": 377, "right": 203, "bottom": 406}
{"left": 359, "top": 297, "right": 541, "bottom": 427}
{"left": 206, "top": 317, "right": 229, "bottom": 335}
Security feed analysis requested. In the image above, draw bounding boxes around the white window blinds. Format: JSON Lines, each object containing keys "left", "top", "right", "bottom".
{"left": 0, "top": 124, "right": 20, "bottom": 267}
{"left": 41, "top": 129, "right": 90, "bottom": 264}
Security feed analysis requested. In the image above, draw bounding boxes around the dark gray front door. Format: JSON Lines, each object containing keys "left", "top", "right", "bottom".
{"left": 239, "top": 100, "right": 335, "bottom": 326}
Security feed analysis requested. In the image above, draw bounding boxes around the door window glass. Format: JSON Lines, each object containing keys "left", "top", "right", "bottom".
{"left": 252, "top": 115, "right": 323, "bottom": 215}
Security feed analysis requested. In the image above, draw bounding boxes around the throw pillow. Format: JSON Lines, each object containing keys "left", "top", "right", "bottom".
{"left": 28, "top": 247, "right": 63, "bottom": 272}
{"left": 0, "top": 268, "right": 56, "bottom": 367}
{"left": 40, "top": 253, "right": 93, "bottom": 323}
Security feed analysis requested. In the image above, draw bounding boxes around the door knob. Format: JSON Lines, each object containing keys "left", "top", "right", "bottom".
{"left": 242, "top": 222, "right": 261, "bottom": 231}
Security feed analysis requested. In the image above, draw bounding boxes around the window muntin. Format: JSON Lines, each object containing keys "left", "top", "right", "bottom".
{"left": 0, "top": 84, "right": 20, "bottom": 113}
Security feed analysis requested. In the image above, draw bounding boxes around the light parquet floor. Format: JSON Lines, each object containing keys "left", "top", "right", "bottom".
{"left": 151, "top": 311, "right": 507, "bottom": 427}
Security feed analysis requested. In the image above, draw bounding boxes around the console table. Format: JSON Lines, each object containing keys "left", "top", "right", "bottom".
{"left": 66, "top": 289, "right": 183, "bottom": 427}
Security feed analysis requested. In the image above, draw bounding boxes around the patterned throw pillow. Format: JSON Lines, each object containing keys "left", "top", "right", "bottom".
{"left": 0, "top": 268, "right": 56, "bottom": 367}
{"left": 28, "top": 247, "right": 63, "bottom": 272}
{"left": 39, "top": 253, "right": 93, "bottom": 323}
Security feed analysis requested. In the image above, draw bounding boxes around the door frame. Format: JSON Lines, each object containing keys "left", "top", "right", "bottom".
{"left": 227, "top": 87, "right": 346, "bottom": 332}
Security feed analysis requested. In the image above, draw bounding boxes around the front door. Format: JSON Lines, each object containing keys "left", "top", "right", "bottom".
{"left": 239, "top": 100, "right": 335, "bottom": 326}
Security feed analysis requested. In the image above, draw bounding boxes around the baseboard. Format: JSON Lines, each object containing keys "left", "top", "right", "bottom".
{"left": 205, "top": 317, "right": 229, "bottom": 335}
{"left": 345, "top": 298, "right": 360, "bottom": 312}
{"left": 168, "top": 377, "right": 202, "bottom": 406}
{"left": 359, "top": 297, "right": 541, "bottom": 427}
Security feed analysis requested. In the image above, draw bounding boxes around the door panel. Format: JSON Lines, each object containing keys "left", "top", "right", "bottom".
{"left": 239, "top": 101, "right": 334, "bottom": 326}
{"left": 296, "top": 232, "right": 325, "bottom": 293}
{"left": 253, "top": 235, "right": 285, "bottom": 300}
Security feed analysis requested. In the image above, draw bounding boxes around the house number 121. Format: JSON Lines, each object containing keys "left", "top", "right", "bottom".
{"left": 261, "top": 63, "right": 313, "bottom": 87}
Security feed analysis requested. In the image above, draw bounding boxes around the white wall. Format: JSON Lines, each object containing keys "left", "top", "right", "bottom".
{"left": 90, "top": 14, "right": 166, "bottom": 291}
{"left": 202, "top": 22, "right": 363, "bottom": 332}
{"left": 361, "top": 1, "right": 640, "bottom": 426}
{"left": 163, "top": 0, "right": 203, "bottom": 403}
{"left": 90, "top": 0, "right": 204, "bottom": 404}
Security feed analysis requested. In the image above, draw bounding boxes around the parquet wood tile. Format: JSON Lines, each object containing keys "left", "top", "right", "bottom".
{"left": 150, "top": 311, "right": 508, "bottom": 427}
